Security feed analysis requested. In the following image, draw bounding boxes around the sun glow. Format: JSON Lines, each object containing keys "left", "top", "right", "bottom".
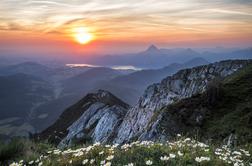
{"left": 73, "top": 27, "right": 93, "bottom": 44}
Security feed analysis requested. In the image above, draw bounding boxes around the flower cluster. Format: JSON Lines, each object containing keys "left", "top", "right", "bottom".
{"left": 214, "top": 145, "right": 251, "bottom": 166}
{"left": 9, "top": 136, "right": 252, "bottom": 166}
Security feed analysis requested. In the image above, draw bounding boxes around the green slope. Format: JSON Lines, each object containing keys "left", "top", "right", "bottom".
{"left": 158, "top": 65, "right": 252, "bottom": 145}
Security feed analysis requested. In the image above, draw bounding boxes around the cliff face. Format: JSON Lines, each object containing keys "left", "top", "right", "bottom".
{"left": 37, "top": 90, "right": 129, "bottom": 147}
{"left": 114, "top": 60, "right": 252, "bottom": 143}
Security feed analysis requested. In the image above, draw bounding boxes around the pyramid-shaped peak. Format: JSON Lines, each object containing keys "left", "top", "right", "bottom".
{"left": 146, "top": 44, "right": 159, "bottom": 51}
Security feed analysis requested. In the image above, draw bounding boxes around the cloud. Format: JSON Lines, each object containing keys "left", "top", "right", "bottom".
{"left": 0, "top": 0, "right": 251, "bottom": 42}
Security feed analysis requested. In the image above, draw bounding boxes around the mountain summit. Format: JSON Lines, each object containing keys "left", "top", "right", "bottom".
{"left": 146, "top": 44, "right": 159, "bottom": 52}
{"left": 140, "top": 44, "right": 161, "bottom": 55}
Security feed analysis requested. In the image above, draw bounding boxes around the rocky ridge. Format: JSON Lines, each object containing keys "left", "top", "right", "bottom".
{"left": 37, "top": 90, "right": 129, "bottom": 147}
{"left": 114, "top": 60, "right": 252, "bottom": 143}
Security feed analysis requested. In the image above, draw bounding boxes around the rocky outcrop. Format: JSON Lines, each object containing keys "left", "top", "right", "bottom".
{"left": 37, "top": 90, "right": 129, "bottom": 147}
{"left": 114, "top": 60, "right": 252, "bottom": 143}
{"left": 152, "top": 64, "right": 252, "bottom": 144}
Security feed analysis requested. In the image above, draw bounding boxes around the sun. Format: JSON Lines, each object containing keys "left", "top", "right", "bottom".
{"left": 73, "top": 27, "right": 93, "bottom": 44}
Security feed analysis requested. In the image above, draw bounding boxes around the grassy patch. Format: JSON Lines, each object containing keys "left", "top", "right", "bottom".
{"left": 7, "top": 136, "right": 252, "bottom": 166}
{"left": 0, "top": 139, "right": 54, "bottom": 165}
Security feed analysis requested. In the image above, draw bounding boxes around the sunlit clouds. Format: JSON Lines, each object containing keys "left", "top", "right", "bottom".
{"left": 0, "top": 0, "right": 252, "bottom": 53}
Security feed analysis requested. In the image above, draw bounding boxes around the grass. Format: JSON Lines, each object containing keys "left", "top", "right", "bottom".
{"left": 0, "top": 138, "right": 54, "bottom": 165}
{"left": 0, "top": 139, "right": 25, "bottom": 163}
{"left": 6, "top": 136, "right": 252, "bottom": 166}
{"left": 204, "top": 65, "right": 252, "bottom": 144}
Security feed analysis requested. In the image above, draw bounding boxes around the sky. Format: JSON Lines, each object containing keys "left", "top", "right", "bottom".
{"left": 0, "top": 0, "right": 252, "bottom": 57}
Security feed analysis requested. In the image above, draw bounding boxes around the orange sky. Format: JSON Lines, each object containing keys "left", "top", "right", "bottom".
{"left": 0, "top": 0, "right": 252, "bottom": 56}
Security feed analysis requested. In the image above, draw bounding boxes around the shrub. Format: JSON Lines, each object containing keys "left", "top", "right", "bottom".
{"left": 0, "top": 138, "right": 25, "bottom": 164}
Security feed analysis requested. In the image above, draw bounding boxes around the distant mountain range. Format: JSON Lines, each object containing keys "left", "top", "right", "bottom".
{"left": 0, "top": 45, "right": 252, "bottom": 139}
{"left": 0, "top": 62, "right": 92, "bottom": 81}
{"left": 84, "top": 45, "right": 201, "bottom": 68}
{"left": 0, "top": 62, "right": 52, "bottom": 78}
{"left": 83, "top": 45, "right": 252, "bottom": 68}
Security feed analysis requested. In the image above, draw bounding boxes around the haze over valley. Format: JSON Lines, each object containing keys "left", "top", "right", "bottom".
{"left": 0, "top": 45, "right": 252, "bottom": 139}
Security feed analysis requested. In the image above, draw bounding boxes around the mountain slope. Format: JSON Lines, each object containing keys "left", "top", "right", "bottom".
{"left": 96, "top": 63, "right": 183, "bottom": 105}
{"left": 0, "top": 74, "right": 53, "bottom": 138}
{"left": 62, "top": 67, "right": 122, "bottom": 95}
{"left": 0, "top": 62, "right": 52, "bottom": 79}
{"left": 151, "top": 64, "right": 252, "bottom": 144}
{"left": 37, "top": 90, "right": 130, "bottom": 146}
{"left": 96, "top": 58, "right": 209, "bottom": 105}
{"left": 183, "top": 57, "right": 209, "bottom": 68}
{"left": 114, "top": 60, "right": 252, "bottom": 144}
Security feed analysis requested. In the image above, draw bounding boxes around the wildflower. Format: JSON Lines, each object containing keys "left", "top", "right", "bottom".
{"left": 104, "top": 162, "right": 112, "bottom": 166}
{"left": 113, "top": 144, "right": 119, "bottom": 148}
{"left": 184, "top": 138, "right": 191, "bottom": 142}
{"left": 100, "top": 160, "right": 106, "bottom": 165}
{"left": 160, "top": 155, "right": 169, "bottom": 161}
{"left": 245, "top": 153, "right": 251, "bottom": 157}
{"left": 124, "top": 163, "right": 134, "bottom": 166}
{"left": 196, "top": 142, "right": 209, "bottom": 148}
{"left": 240, "top": 149, "right": 249, "bottom": 154}
{"left": 82, "top": 159, "right": 89, "bottom": 165}
{"left": 121, "top": 144, "right": 131, "bottom": 150}
{"left": 53, "top": 149, "right": 61, "bottom": 155}
{"left": 146, "top": 160, "right": 153, "bottom": 165}
{"left": 73, "top": 151, "right": 84, "bottom": 157}
{"left": 10, "top": 162, "right": 19, "bottom": 166}
{"left": 178, "top": 151, "right": 183, "bottom": 156}
{"left": 233, "top": 151, "right": 242, "bottom": 156}
{"left": 86, "top": 146, "right": 92, "bottom": 152}
{"left": 28, "top": 160, "right": 34, "bottom": 165}
{"left": 90, "top": 159, "right": 95, "bottom": 164}
{"left": 47, "top": 150, "right": 52, "bottom": 154}
{"left": 99, "top": 151, "right": 104, "bottom": 155}
{"left": 94, "top": 142, "right": 101, "bottom": 146}
{"left": 106, "top": 155, "right": 114, "bottom": 160}
{"left": 39, "top": 155, "right": 44, "bottom": 160}
{"left": 169, "top": 153, "right": 176, "bottom": 158}
{"left": 38, "top": 162, "right": 43, "bottom": 166}
{"left": 195, "top": 157, "right": 210, "bottom": 163}
{"left": 234, "top": 163, "right": 243, "bottom": 166}
{"left": 177, "top": 134, "right": 181, "bottom": 137}
{"left": 69, "top": 160, "right": 72, "bottom": 164}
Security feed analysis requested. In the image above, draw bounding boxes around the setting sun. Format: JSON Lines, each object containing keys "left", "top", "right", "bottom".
{"left": 74, "top": 27, "right": 93, "bottom": 44}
